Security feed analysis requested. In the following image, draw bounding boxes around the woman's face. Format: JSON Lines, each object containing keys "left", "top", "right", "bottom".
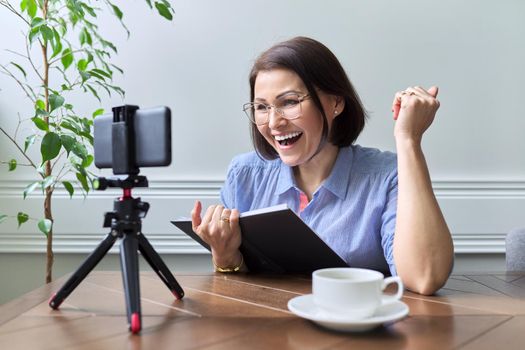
{"left": 254, "top": 69, "right": 339, "bottom": 167}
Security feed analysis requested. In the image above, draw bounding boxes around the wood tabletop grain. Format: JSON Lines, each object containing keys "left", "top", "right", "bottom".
{"left": 1, "top": 271, "right": 524, "bottom": 350}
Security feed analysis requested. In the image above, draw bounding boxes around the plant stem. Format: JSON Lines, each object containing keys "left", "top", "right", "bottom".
{"left": 48, "top": 48, "right": 87, "bottom": 66}
{"left": 0, "top": 126, "right": 38, "bottom": 170}
{"left": 0, "top": 161, "right": 33, "bottom": 167}
{"left": 0, "top": 1, "right": 30, "bottom": 25}
{"left": 0, "top": 64, "right": 36, "bottom": 102}
{"left": 44, "top": 186, "right": 53, "bottom": 283}
{"left": 42, "top": 0, "right": 54, "bottom": 284}
{"left": 25, "top": 39, "right": 45, "bottom": 82}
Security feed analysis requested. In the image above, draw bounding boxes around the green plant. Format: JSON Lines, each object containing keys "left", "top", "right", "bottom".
{"left": 0, "top": 0, "right": 174, "bottom": 283}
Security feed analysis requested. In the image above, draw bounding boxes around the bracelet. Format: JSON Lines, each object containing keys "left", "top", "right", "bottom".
{"left": 213, "top": 253, "right": 243, "bottom": 273}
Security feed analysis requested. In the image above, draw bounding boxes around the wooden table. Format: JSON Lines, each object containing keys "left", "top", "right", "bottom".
{"left": 1, "top": 271, "right": 524, "bottom": 349}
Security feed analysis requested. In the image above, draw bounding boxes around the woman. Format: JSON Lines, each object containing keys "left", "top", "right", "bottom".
{"left": 191, "top": 36, "right": 454, "bottom": 295}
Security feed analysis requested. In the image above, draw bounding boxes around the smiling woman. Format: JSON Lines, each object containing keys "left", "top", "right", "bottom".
{"left": 189, "top": 36, "right": 454, "bottom": 295}
{"left": 251, "top": 69, "right": 339, "bottom": 169}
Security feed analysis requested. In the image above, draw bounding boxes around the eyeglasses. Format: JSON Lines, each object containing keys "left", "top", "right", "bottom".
{"left": 242, "top": 93, "right": 310, "bottom": 125}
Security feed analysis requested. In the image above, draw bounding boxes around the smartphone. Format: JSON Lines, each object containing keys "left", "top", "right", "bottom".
{"left": 93, "top": 106, "right": 171, "bottom": 169}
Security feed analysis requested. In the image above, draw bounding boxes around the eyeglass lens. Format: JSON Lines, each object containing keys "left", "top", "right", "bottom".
{"left": 247, "top": 94, "right": 304, "bottom": 124}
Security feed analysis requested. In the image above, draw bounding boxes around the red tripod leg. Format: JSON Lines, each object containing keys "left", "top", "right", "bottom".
{"left": 130, "top": 313, "right": 141, "bottom": 334}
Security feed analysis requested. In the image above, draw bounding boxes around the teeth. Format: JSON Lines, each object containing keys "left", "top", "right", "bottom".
{"left": 274, "top": 132, "right": 302, "bottom": 141}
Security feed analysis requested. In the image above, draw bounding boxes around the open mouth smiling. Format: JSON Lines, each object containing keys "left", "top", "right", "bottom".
{"left": 274, "top": 132, "right": 303, "bottom": 146}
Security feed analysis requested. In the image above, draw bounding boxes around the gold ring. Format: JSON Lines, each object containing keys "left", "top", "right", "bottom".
{"left": 220, "top": 217, "right": 230, "bottom": 223}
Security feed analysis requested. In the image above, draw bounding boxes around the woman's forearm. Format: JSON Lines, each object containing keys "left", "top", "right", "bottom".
{"left": 393, "top": 138, "right": 454, "bottom": 295}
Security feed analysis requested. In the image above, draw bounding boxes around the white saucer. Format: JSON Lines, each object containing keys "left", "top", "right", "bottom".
{"left": 287, "top": 294, "right": 409, "bottom": 332}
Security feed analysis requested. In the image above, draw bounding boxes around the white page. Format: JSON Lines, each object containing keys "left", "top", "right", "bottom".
{"left": 240, "top": 204, "right": 289, "bottom": 218}
{"left": 175, "top": 203, "right": 290, "bottom": 221}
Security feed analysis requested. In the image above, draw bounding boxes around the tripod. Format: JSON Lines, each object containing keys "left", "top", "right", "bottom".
{"left": 48, "top": 175, "right": 184, "bottom": 334}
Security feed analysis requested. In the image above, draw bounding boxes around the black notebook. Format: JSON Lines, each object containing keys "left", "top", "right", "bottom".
{"left": 171, "top": 204, "right": 348, "bottom": 273}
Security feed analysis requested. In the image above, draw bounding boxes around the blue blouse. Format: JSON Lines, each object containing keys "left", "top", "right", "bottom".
{"left": 220, "top": 145, "right": 398, "bottom": 275}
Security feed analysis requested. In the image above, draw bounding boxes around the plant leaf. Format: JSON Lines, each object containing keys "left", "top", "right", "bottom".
{"left": 155, "top": 2, "right": 173, "bottom": 20}
{"left": 61, "top": 48, "right": 73, "bottom": 70}
{"left": 80, "top": 70, "right": 91, "bottom": 83}
{"left": 72, "top": 142, "right": 88, "bottom": 160}
{"left": 60, "top": 134, "right": 75, "bottom": 155}
{"left": 27, "top": 0, "right": 37, "bottom": 18}
{"left": 79, "top": 131, "right": 94, "bottom": 145}
{"left": 77, "top": 58, "right": 88, "bottom": 71}
{"left": 49, "top": 94, "right": 64, "bottom": 112}
{"left": 24, "top": 134, "right": 36, "bottom": 152}
{"left": 87, "top": 70, "right": 106, "bottom": 81}
{"left": 94, "top": 81, "right": 112, "bottom": 97}
{"left": 60, "top": 121, "right": 78, "bottom": 133}
{"left": 79, "top": 28, "right": 87, "bottom": 46}
{"left": 28, "top": 26, "right": 41, "bottom": 43}
{"left": 35, "top": 99, "right": 46, "bottom": 110}
{"left": 110, "top": 63, "right": 123, "bottom": 74}
{"left": 76, "top": 172, "right": 89, "bottom": 193}
{"left": 8, "top": 159, "right": 17, "bottom": 171}
{"left": 41, "top": 132, "right": 62, "bottom": 162}
{"left": 90, "top": 68, "right": 111, "bottom": 79}
{"left": 86, "top": 31, "right": 94, "bottom": 47}
{"left": 30, "top": 17, "right": 44, "bottom": 29}
{"left": 0, "top": 214, "right": 7, "bottom": 224}
{"left": 36, "top": 164, "right": 46, "bottom": 177}
{"left": 62, "top": 181, "right": 74, "bottom": 198}
{"left": 31, "top": 117, "right": 49, "bottom": 131}
{"left": 51, "top": 28, "right": 63, "bottom": 58}
{"left": 57, "top": 17, "right": 67, "bottom": 35}
{"left": 80, "top": 28, "right": 92, "bottom": 46}
{"left": 40, "top": 25, "right": 54, "bottom": 43}
{"left": 80, "top": 117, "right": 92, "bottom": 132}
{"left": 86, "top": 51, "right": 94, "bottom": 63}
{"left": 17, "top": 212, "right": 29, "bottom": 227}
{"left": 111, "top": 4, "right": 123, "bottom": 19}
{"left": 35, "top": 108, "right": 49, "bottom": 118}
{"left": 100, "top": 38, "right": 117, "bottom": 53}
{"left": 37, "top": 219, "right": 52, "bottom": 236}
{"left": 81, "top": 154, "right": 93, "bottom": 168}
{"left": 86, "top": 84, "right": 100, "bottom": 101}
{"left": 41, "top": 176, "right": 54, "bottom": 191}
{"left": 107, "top": 84, "right": 125, "bottom": 98}
{"left": 80, "top": 3, "right": 97, "bottom": 17}
{"left": 92, "top": 108, "right": 104, "bottom": 118}
{"left": 23, "top": 181, "right": 40, "bottom": 199}
{"left": 10, "top": 62, "right": 27, "bottom": 78}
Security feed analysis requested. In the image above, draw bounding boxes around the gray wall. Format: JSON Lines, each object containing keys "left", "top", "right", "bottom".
{"left": 1, "top": 0, "right": 523, "bottom": 304}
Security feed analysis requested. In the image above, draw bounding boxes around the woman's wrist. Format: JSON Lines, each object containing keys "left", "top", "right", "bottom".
{"left": 395, "top": 130, "right": 421, "bottom": 144}
{"left": 212, "top": 250, "right": 243, "bottom": 272}
{"left": 395, "top": 135, "right": 423, "bottom": 152}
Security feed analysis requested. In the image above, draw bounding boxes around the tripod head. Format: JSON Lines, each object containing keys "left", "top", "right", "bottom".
{"left": 95, "top": 175, "right": 149, "bottom": 191}
{"left": 95, "top": 175, "right": 149, "bottom": 227}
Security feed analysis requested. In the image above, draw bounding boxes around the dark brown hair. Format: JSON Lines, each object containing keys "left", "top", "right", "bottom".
{"left": 248, "top": 36, "right": 367, "bottom": 159}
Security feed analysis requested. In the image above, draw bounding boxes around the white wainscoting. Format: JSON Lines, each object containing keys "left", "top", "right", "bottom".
{"left": 0, "top": 179, "right": 524, "bottom": 254}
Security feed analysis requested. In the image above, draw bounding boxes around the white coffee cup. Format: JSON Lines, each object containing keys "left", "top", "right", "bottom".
{"left": 312, "top": 268, "right": 404, "bottom": 320}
